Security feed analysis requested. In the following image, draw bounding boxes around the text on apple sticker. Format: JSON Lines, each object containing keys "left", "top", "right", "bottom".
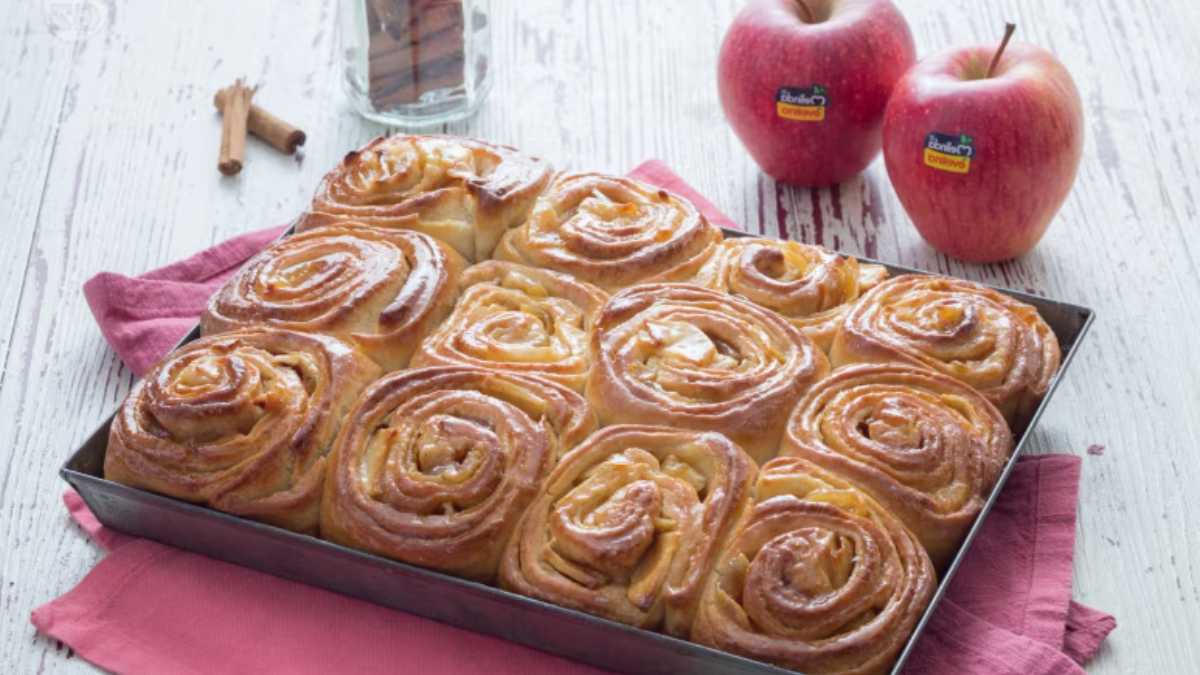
{"left": 776, "top": 86, "right": 827, "bottom": 122}
{"left": 924, "top": 133, "right": 975, "bottom": 174}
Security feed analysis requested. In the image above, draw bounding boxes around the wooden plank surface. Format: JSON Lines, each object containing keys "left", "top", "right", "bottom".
{"left": 1, "top": 0, "right": 1197, "bottom": 671}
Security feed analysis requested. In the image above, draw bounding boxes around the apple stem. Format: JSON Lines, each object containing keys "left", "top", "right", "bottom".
{"left": 793, "top": 0, "right": 815, "bottom": 23}
{"left": 985, "top": 22, "right": 1017, "bottom": 78}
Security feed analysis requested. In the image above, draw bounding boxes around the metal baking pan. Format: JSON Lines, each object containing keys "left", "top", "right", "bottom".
{"left": 61, "top": 226, "right": 1094, "bottom": 675}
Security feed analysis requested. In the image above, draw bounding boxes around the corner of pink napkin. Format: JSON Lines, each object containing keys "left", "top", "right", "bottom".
{"left": 35, "top": 491, "right": 611, "bottom": 675}
{"left": 82, "top": 225, "right": 286, "bottom": 375}
{"left": 904, "top": 454, "right": 1115, "bottom": 674}
{"left": 1063, "top": 601, "right": 1117, "bottom": 664}
{"left": 63, "top": 489, "right": 133, "bottom": 552}
{"left": 945, "top": 455, "right": 1082, "bottom": 647}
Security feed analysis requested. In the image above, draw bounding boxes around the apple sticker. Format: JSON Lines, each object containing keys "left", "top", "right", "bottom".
{"left": 923, "top": 133, "right": 975, "bottom": 174}
{"left": 775, "top": 85, "right": 828, "bottom": 122}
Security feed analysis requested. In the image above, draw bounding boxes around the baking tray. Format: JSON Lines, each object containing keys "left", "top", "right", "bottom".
{"left": 61, "top": 226, "right": 1094, "bottom": 675}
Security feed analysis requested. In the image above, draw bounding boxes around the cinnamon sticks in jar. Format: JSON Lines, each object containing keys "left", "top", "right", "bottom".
{"left": 366, "top": 0, "right": 468, "bottom": 109}
{"left": 213, "top": 80, "right": 307, "bottom": 176}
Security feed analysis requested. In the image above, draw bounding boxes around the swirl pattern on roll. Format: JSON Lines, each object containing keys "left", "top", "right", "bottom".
{"left": 412, "top": 261, "right": 607, "bottom": 391}
{"left": 500, "top": 425, "right": 755, "bottom": 635}
{"left": 691, "top": 238, "right": 888, "bottom": 353}
{"left": 202, "top": 225, "right": 464, "bottom": 372}
{"left": 781, "top": 364, "right": 1013, "bottom": 565}
{"left": 692, "top": 456, "right": 936, "bottom": 675}
{"left": 588, "top": 283, "right": 830, "bottom": 464}
{"left": 104, "top": 329, "right": 380, "bottom": 533}
{"left": 493, "top": 173, "right": 722, "bottom": 291}
{"left": 831, "top": 274, "right": 1061, "bottom": 423}
{"left": 321, "top": 366, "right": 597, "bottom": 580}
{"left": 297, "top": 135, "right": 553, "bottom": 261}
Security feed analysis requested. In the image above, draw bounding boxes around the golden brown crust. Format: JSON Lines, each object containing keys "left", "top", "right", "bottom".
{"left": 587, "top": 283, "right": 830, "bottom": 464}
{"left": 781, "top": 364, "right": 1013, "bottom": 566}
{"left": 297, "top": 134, "right": 553, "bottom": 261}
{"left": 411, "top": 261, "right": 607, "bottom": 391}
{"left": 692, "top": 456, "right": 936, "bottom": 675}
{"left": 493, "top": 172, "right": 722, "bottom": 292}
{"left": 499, "top": 425, "right": 756, "bottom": 636}
{"left": 691, "top": 238, "right": 888, "bottom": 353}
{"left": 831, "top": 274, "right": 1061, "bottom": 424}
{"left": 201, "top": 225, "right": 464, "bottom": 372}
{"left": 320, "top": 366, "right": 597, "bottom": 581}
{"left": 104, "top": 328, "right": 380, "bottom": 533}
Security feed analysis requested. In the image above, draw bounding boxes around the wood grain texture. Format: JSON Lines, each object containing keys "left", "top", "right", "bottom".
{"left": 1, "top": 0, "right": 1197, "bottom": 672}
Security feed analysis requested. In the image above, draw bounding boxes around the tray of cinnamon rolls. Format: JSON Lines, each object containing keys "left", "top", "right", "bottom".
{"left": 62, "top": 134, "right": 1093, "bottom": 675}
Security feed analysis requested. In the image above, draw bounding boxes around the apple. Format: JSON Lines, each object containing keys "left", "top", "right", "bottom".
{"left": 717, "top": 0, "right": 916, "bottom": 187}
{"left": 882, "top": 24, "right": 1084, "bottom": 263}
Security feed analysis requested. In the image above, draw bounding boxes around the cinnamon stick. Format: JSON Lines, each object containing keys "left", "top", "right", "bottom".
{"left": 214, "top": 79, "right": 256, "bottom": 175}
{"left": 213, "top": 90, "right": 307, "bottom": 155}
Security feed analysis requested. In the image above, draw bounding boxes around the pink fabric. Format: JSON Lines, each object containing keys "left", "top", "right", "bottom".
{"left": 45, "top": 160, "right": 1113, "bottom": 674}
{"left": 903, "top": 455, "right": 1114, "bottom": 674}
{"left": 83, "top": 225, "right": 287, "bottom": 376}
{"left": 35, "top": 492, "right": 607, "bottom": 675}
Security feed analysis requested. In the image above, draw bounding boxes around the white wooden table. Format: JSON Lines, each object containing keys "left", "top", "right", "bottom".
{"left": 3, "top": 0, "right": 1198, "bottom": 672}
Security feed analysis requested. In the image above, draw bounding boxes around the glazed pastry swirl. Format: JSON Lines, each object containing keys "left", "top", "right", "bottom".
{"left": 298, "top": 135, "right": 553, "bottom": 261}
{"left": 202, "top": 225, "right": 464, "bottom": 372}
{"left": 104, "top": 329, "right": 379, "bottom": 533}
{"left": 831, "top": 274, "right": 1061, "bottom": 424}
{"left": 588, "top": 283, "right": 830, "bottom": 464}
{"left": 692, "top": 238, "right": 888, "bottom": 353}
{"left": 781, "top": 364, "right": 1013, "bottom": 565}
{"left": 493, "top": 173, "right": 722, "bottom": 291}
{"left": 500, "top": 425, "right": 755, "bottom": 635}
{"left": 321, "top": 366, "right": 597, "bottom": 580}
{"left": 692, "top": 456, "right": 936, "bottom": 675}
{"left": 412, "top": 261, "right": 608, "bottom": 391}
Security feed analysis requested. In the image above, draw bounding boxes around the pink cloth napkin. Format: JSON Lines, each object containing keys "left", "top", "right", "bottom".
{"left": 46, "top": 160, "right": 1114, "bottom": 674}
{"left": 83, "top": 225, "right": 287, "bottom": 376}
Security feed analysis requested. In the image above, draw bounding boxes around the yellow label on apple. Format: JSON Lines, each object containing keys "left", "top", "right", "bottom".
{"left": 776, "top": 86, "right": 827, "bottom": 122}
{"left": 924, "top": 132, "right": 975, "bottom": 174}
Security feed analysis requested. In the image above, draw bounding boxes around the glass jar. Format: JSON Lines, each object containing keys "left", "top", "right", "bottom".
{"left": 339, "top": 0, "right": 493, "bottom": 127}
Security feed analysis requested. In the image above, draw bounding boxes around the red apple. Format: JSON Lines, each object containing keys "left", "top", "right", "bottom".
{"left": 882, "top": 27, "right": 1084, "bottom": 262}
{"left": 718, "top": 0, "right": 916, "bottom": 187}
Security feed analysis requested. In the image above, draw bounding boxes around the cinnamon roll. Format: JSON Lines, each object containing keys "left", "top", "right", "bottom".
{"left": 691, "top": 238, "right": 888, "bottom": 353}
{"left": 500, "top": 425, "right": 756, "bottom": 636}
{"left": 297, "top": 135, "right": 553, "bottom": 261}
{"left": 692, "top": 456, "right": 936, "bottom": 675}
{"left": 831, "top": 275, "right": 1061, "bottom": 424}
{"left": 412, "top": 261, "right": 607, "bottom": 391}
{"left": 321, "top": 366, "right": 597, "bottom": 581}
{"left": 781, "top": 364, "right": 1013, "bottom": 565}
{"left": 588, "top": 283, "right": 830, "bottom": 464}
{"left": 201, "top": 225, "right": 464, "bottom": 372}
{"left": 493, "top": 173, "right": 723, "bottom": 291}
{"left": 104, "top": 329, "right": 380, "bottom": 533}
